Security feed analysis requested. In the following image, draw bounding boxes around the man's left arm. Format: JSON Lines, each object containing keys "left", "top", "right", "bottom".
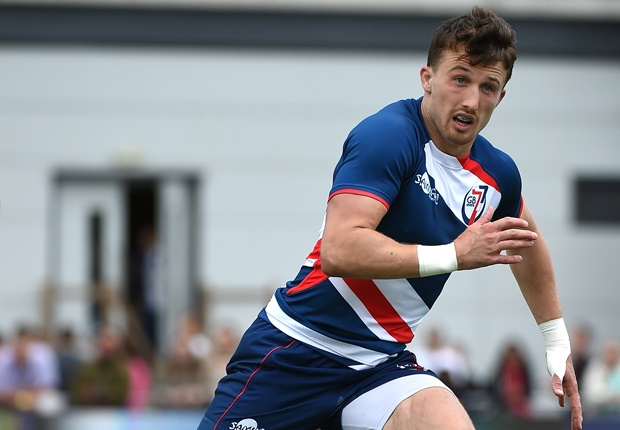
{"left": 507, "top": 201, "right": 583, "bottom": 430}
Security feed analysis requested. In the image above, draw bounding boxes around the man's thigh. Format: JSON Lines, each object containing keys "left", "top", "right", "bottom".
{"left": 384, "top": 387, "right": 475, "bottom": 430}
{"left": 340, "top": 373, "right": 460, "bottom": 430}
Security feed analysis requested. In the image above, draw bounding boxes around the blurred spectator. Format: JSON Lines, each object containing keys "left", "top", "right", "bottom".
{"left": 70, "top": 326, "right": 129, "bottom": 406}
{"left": 582, "top": 338, "right": 620, "bottom": 415}
{"left": 178, "top": 313, "right": 211, "bottom": 362}
{"left": 413, "top": 327, "right": 471, "bottom": 396}
{"left": 490, "top": 341, "right": 532, "bottom": 418}
{"left": 124, "top": 336, "right": 152, "bottom": 410}
{"left": 0, "top": 324, "right": 61, "bottom": 414}
{"left": 129, "top": 225, "right": 163, "bottom": 353}
{"left": 54, "top": 328, "right": 83, "bottom": 394}
{"left": 571, "top": 324, "right": 593, "bottom": 388}
{"left": 151, "top": 335, "right": 210, "bottom": 409}
{"left": 204, "top": 325, "right": 239, "bottom": 400}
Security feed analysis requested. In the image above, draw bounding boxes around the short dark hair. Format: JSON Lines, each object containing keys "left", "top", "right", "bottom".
{"left": 427, "top": 6, "right": 517, "bottom": 85}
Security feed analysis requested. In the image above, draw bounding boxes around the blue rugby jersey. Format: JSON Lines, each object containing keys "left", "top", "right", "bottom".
{"left": 263, "top": 97, "right": 523, "bottom": 370}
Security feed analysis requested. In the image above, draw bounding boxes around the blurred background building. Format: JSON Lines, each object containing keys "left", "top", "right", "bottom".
{"left": 0, "top": 0, "right": 619, "bottom": 428}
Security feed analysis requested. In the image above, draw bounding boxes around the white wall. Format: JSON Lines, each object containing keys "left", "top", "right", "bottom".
{"left": 0, "top": 46, "right": 619, "bottom": 395}
{"left": 19, "top": 0, "right": 620, "bottom": 18}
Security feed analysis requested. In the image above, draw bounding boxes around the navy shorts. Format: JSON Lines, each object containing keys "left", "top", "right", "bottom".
{"left": 197, "top": 317, "right": 437, "bottom": 430}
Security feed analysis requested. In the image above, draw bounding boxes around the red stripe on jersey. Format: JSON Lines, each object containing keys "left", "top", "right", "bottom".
{"left": 458, "top": 156, "right": 500, "bottom": 192}
{"left": 467, "top": 187, "right": 485, "bottom": 226}
{"left": 343, "top": 278, "right": 414, "bottom": 343}
{"left": 517, "top": 196, "right": 524, "bottom": 217}
{"left": 286, "top": 239, "right": 328, "bottom": 295}
{"left": 329, "top": 189, "right": 390, "bottom": 210}
{"left": 306, "top": 238, "right": 321, "bottom": 261}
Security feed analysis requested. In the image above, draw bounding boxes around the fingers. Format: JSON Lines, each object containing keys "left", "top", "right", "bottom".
{"left": 494, "top": 224, "right": 537, "bottom": 248}
{"left": 493, "top": 255, "right": 523, "bottom": 265}
{"left": 478, "top": 206, "right": 495, "bottom": 223}
{"left": 552, "top": 374, "right": 565, "bottom": 407}
{"left": 455, "top": 207, "right": 538, "bottom": 270}
{"left": 475, "top": 207, "right": 534, "bottom": 241}
{"left": 563, "top": 357, "right": 583, "bottom": 430}
{"left": 496, "top": 223, "right": 537, "bottom": 240}
{"left": 497, "top": 234, "right": 537, "bottom": 251}
{"left": 488, "top": 213, "right": 529, "bottom": 230}
{"left": 570, "top": 395, "right": 584, "bottom": 430}
{"left": 483, "top": 212, "right": 537, "bottom": 251}
{"left": 550, "top": 356, "right": 583, "bottom": 430}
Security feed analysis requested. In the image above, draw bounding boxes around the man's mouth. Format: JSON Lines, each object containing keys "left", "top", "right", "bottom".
{"left": 454, "top": 114, "right": 473, "bottom": 125}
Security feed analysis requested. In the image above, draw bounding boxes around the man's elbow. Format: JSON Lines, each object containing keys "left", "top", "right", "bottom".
{"left": 320, "top": 248, "right": 348, "bottom": 277}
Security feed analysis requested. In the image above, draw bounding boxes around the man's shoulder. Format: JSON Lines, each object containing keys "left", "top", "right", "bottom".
{"left": 354, "top": 98, "right": 425, "bottom": 138}
{"left": 473, "top": 135, "right": 517, "bottom": 167}
{"left": 472, "top": 135, "right": 521, "bottom": 192}
{"left": 373, "top": 98, "right": 421, "bottom": 123}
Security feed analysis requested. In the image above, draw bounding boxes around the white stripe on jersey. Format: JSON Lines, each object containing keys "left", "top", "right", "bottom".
{"left": 303, "top": 258, "right": 318, "bottom": 267}
{"left": 330, "top": 277, "right": 398, "bottom": 342}
{"left": 425, "top": 141, "right": 502, "bottom": 223}
{"left": 373, "top": 278, "right": 430, "bottom": 331}
{"left": 330, "top": 277, "right": 430, "bottom": 343}
{"left": 265, "top": 296, "right": 395, "bottom": 370}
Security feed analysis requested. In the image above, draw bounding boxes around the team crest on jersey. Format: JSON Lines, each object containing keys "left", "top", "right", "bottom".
{"left": 461, "top": 185, "right": 489, "bottom": 225}
{"left": 415, "top": 172, "right": 439, "bottom": 204}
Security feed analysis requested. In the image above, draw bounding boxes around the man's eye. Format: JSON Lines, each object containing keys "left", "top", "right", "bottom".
{"left": 483, "top": 84, "right": 495, "bottom": 92}
{"left": 455, "top": 77, "right": 466, "bottom": 84}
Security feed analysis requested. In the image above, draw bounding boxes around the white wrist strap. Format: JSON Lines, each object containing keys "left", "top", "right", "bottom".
{"left": 417, "top": 243, "right": 458, "bottom": 277}
{"left": 539, "top": 317, "right": 571, "bottom": 380}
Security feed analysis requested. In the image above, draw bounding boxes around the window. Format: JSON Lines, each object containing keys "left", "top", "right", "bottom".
{"left": 574, "top": 177, "right": 620, "bottom": 224}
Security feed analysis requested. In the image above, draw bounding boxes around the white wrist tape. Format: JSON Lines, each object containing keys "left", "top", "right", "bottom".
{"left": 539, "top": 317, "right": 571, "bottom": 380}
{"left": 417, "top": 243, "right": 458, "bottom": 277}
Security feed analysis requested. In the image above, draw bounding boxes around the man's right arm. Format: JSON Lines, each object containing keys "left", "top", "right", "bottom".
{"left": 320, "top": 192, "right": 418, "bottom": 279}
{"left": 320, "top": 193, "right": 538, "bottom": 280}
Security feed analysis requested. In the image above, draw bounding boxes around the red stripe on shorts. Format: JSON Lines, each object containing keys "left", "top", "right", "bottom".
{"left": 214, "top": 340, "right": 296, "bottom": 429}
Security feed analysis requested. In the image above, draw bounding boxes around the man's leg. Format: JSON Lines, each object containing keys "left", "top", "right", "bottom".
{"left": 383, "top": 387, "right": 475, "bottom": 430}
{"left": 340, "top": 371, "right": 473, "bottom": 430}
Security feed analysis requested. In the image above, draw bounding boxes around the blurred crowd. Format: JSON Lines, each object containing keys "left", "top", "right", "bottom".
{"left": 0, "top": 316, "right": 618, "bottom": 422}
{"left": 412, "top": 324, "right": 620, "bottom": 420}
{"left": 0, "top": 313, "right": 238, "bottom": 417}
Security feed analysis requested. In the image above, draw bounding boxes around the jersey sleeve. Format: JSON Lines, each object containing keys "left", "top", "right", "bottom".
{"left": 492, "top": 150, "right": 523, "bottom": 219}
{"left": 329, "top": 111, "right": 419, "bottom": 209}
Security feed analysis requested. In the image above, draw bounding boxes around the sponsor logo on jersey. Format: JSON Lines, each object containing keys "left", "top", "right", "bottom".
{"left": 461, "top": 185, "right": 488, "bottom": 225}
{"left": 229, "top": 418, "right": 265, "bottom": 430}
{"left": 415, "top": 172, "right": 439, "bottom": 204}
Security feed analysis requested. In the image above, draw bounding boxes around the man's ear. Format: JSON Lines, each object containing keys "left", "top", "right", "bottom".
{"left": 420, "top": 66, "right": 433, "bottom": 93}
{"left": 496, "top": 88, "right": 507, "bottom": 107}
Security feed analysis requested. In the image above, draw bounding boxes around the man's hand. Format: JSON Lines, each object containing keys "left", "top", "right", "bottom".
{"left": 454, "top": 206, "right": 537, "bottom": 270}
{"left": 540, "top": 318, "right": 583, "bottom": 429}
{"left": 552, "top": 355, "right": 583, "bottom": 430}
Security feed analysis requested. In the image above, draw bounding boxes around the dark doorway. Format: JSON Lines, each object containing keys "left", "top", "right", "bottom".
{"left": 125, "top": 179, "right": 159, "bottom": 356}
{"left": 88, "top": 210, "right": 103, "bottom": 332}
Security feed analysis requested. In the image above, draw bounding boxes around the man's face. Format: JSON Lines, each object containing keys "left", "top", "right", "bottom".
{"left": 420, "top": 48, "right": 507, "bottom": 157}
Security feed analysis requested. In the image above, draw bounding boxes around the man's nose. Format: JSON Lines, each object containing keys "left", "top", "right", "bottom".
{"left": 462, "top": 86, "right": 480, "bottom": 111}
